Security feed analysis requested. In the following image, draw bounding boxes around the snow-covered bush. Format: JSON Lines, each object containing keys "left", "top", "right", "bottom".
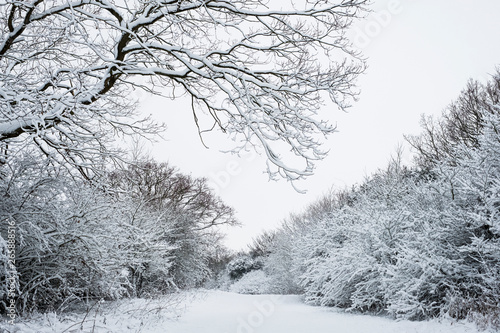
{"left": 263, "top": 230, "right": 302, "bottom": 294}
{"left": 226, "top": 256, "right": 263, "bottom": 281}
{"left": 0, "top": 153, "right": 234, "bottom": 314}
{"left": 296, "top": 139, "right": 500, "bottom": 321}
{"left": 0, "top": 234, "right": 17, "bottom": 314}
{"left": 229, "top": 270, "right": 271, "bottom": 295}
{"left": 436, "top": 109, "right": 500, "bottom": 323}
{"left": 0, "top": 155, "right": 176, "bottom": 312}
{"left": 299, "top": 161, "right": 412, "bottom": 313}
{"left": 109, "top": 160, "right": 237, "bottom": 290}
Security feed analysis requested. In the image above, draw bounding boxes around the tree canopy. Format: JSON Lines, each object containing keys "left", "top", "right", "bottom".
{"left": 0, "top": 0, "right": 367, "bottom": 181}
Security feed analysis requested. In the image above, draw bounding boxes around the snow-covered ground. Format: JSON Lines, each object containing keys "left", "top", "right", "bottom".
{"left": 0, "top": 291, "right": 492, "bottom": 333}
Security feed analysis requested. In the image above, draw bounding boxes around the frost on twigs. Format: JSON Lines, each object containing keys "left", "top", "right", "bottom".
{"left": 0, "top": 0, "right": 366, "bottom": 182}
{"left": 0, "top": 292, "right": 192, "bottom": 333}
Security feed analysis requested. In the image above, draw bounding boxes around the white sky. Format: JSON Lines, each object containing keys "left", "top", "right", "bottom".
{"left": 142, "top": 0, "right": 500, "bottom": 251}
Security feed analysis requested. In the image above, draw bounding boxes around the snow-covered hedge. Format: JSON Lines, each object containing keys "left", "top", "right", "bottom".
{"left": 296, "top": 114, "right": 500, "bottom": 321}
{"left": 0, "top": 155, "right": 233, "bottom": 314}
{"left": 254, "top": 74, "right": 500, "bottom": 328}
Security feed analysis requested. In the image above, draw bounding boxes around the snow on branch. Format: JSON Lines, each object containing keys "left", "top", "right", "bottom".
{"left": 0, "top": 0, "right": 367, "bottom": 181}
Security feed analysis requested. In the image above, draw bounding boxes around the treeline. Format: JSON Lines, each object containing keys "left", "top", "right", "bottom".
{"left": 227, "top": 71, "right": 500, "bottom": 327}
{"left": 0, "top": 152, "right": 236, "bottom": 314}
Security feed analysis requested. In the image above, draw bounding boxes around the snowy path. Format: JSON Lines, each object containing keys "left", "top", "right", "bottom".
{"left": 163, "top": 291, "right": 481, "bottom": 333}
{"left": 1, "top": 291, "right": 487, "bottom": 332}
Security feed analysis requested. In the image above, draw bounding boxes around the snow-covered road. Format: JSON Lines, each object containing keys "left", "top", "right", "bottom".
{"left": 2, "top": 291, "right": 488, "bottom": 332}
{"left": 163, "top": 291, "right": 481, "bottom": 333}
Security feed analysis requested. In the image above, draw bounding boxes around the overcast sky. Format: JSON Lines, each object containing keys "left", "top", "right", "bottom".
{"left": 142, "top": 0, "right": 500, "bottom": 251}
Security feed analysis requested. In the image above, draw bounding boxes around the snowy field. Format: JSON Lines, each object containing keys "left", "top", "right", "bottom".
{"left": 0, "top": 291, "right": 492, "bottom": 333}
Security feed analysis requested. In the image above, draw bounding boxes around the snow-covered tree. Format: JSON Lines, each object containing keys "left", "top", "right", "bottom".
{"left": 0, "top": 0, "right": 367, "bottom": 181}
{"left": 262, "top": 229, "right": 302, "bottom": 294}
{"left": 109, "top": 160, "right": 237, "bottom": 288}
{"left": 0, "top": 151, "right": 236, "bottom": 313}
{"left": 434, "top": 108, "right": 500, "bottom": 321}
{"left": 406, "top": 73, "right": 500, "bottom": 170}
{"left": 0, "top": 152, "right": 176, "bottom": 312}
{"left": 275, "top": 72, "right": 500, "bottom": 325}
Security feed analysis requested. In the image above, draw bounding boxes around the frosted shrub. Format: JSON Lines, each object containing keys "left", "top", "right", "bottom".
{"left": 437, "top": 110, "right": 500, "bottom": 326}
{"left": 263, "top": 231, "right": 302, "bottom": 295}
{"left": 227, "top": 256, "right": 263, "bottom": 281}
{"left": 0, "top": 235, "right": 17, "bottom": 314}
{"left": 300, "top": 209, "right": 395, "bottom": 311}
{"left": 229, "top": 270, "right": 271, "bottom": 295}
{"left": 0, "top": 154, "right": 176, "bottom": 312}
{"left": 299, "top": 161, "right": 414, "bottom": 312}
{"left": 299, "top": 105, "right": 500, "bottom": 323}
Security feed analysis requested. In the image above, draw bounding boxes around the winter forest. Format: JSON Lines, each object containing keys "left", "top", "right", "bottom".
{"left": 1, "top": 0, "right": 500, "bottom": 332}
